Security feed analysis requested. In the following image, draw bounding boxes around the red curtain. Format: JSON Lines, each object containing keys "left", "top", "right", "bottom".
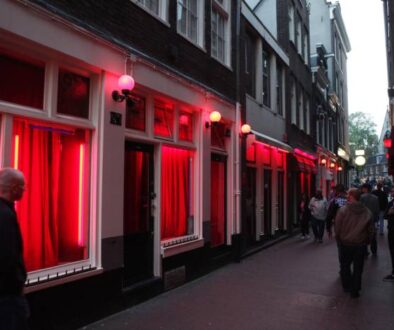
{"left": 210, "top": 160, "right": 225, "bottom": 247}
{"left": 13, "top": 119, "right": 88, "bottom": 271}
{"left": 161, "top": 146, "right": 191, "bottom": 239}
{"left": 124, "top": 150, "right": 150, "bottom": 234}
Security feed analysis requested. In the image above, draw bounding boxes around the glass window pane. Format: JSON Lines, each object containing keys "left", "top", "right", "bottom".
{"left": 211, "top": 122, "right": 227, "bottom": 149}
{"left": 179, "top": 111, "right": 193, "bottom": 142}
{"left": 161, "top": 146, "right": 194, "bottom": 239}
{"left": 57, "top": 69, "right": 90, "bottom": 119}
{"left": 126, "top": 94, "right": 146, "bottom": 131}
{"left": 0, "top": 52, "right": 44, "bottom": 109}
{"left": 154, "top": 100, "right": 174, "bottom": 138}
{"left": 13, "top": 118, "right": 90, "bottom": 272}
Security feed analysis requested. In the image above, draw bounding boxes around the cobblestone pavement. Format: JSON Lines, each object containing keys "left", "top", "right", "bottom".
{"left": 81, "top": 232, "right": 394, "bottom": 330}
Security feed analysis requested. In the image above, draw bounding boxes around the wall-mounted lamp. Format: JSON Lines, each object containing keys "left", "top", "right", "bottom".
{"left": 241, "top": 124, "right": 252, "bottom": 135}
{"left": 330, "top": 162, "right": 335, "bottom": 169}
{"left": 320, "top": 158, "right": 327, "bottom": 165}
{"left": 112, "top": 74, "right": 135, "bottom": 106}
{"left": 205, "top": 111, "right": 222, "bottom": 128}
{"left": 338, "top": 166, "right": 343, "bottom": 171}
{"left": 383, "top": 130, "right": 392, "bottom": 148}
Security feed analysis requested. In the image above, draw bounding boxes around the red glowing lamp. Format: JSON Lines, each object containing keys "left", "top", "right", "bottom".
{"left": 112, "top": 74, "right": 135, "bottom": 105}
{"left": 320, "top": 158, "right": 326, "bottom": 165}
{"left": 338, "top": 166, "right": 343, "bottom": 171}
{"left": 330, "top": 162, "right": 335, "bottom": 168}
{"left": 386, "top": 152, "right": 390, "bottom": 159}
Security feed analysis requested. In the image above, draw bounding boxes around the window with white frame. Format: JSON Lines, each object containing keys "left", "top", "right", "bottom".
{"left": 298, "top": 91, "right": 304, "bottom": 130}
{"left": 262, "top": 51, "right": 270, "bottom": 107}
{"left": 211, "top": 0, "right": 231, "bottom": 65}
{"left": 303, "top": 32, "right": 308, "bottom": 65}
{"left": 0, "top": 48, "right": 96, "bottom": 283}
{"left": 291, "top": 80, "right": 296, "bottom": 125}
{"left": 296, "top": 19, "right": 302, "bottom": 54}
{"left": 177, "top": 0, "right": 204, "bottom": 46}
{"left": 133, "top": 0, "right": 168, "bottom": 22}
{"left": 305, "top": 98, "right": 310, "bottom": 134}
{"left": 276, "top": 63, "right": 284, "bottom": 116}
{"left": 288, "top": 3, "right": 295, "bottom": 43}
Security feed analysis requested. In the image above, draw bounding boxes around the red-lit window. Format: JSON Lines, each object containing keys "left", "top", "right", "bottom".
{"left": 0, "top": 52, "right": 45, "bottom": 109}
{"left": 161, "top": 146, "right": 194, "bottom": 239}
{"left": 12, "top": 118, "right": 90, "bottom": 272}
{"left": 246, "top": 144, "right": 256, "bottom": 163}
{"left": 276, "top": 151, "right": 284, "bottom": 168}
{"left": 126, "top": 94, "right": 146, "bottom": 131}
{"left": 57, "top": 69, "right": 90, "bottom": 119}
{"left": 211, "top": 155, "right": 226, "bottom": 247}
{"left": 262, "top": 145, "right": 271, "bottom": 166}
{"left": 154, "top": 100, "right": 174, "bottom": 138}
{"left": 179, "top": 111, "right": 193, "bottom": 142}
{"left": 211, "top": 122, "right": 227, "bottom": 149}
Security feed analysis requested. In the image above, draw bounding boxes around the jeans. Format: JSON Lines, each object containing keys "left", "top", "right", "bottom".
{"left": 311, "top": 217, "right": 325, "bottom": 240}
{"left": 0, "top": 295, "right": 29, "bottom": 330}
{"left": 378, "top": 211, "right": 385, "bottom": 234}
{"left": 339, "top": 244, "right": 366, "bottom": 295}
{"left": 300, "top": 218, "right": 309, "bottom": 236}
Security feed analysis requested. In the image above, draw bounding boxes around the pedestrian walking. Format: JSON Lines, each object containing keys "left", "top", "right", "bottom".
{"left": 299, "top": 193, "right": 310, "bottom": 239}
{"left": 326, "top": 183, "right": 347, "bottom": 239}
{"left": 308, "top": 190, "right": 327, "bottom": 243}
{"left": 0, "top": 168, "right": 29, "bottom": 329}
{"left": 335, "top": 188, "right": 374, "bottom": 298}
{"left": 372, "top": 182, "right": 388, "bottom": 236}
{"left": 360, "top": 183, "right": 380, "bottom": 255}
{"left": 383, "top": 187, "right": 394, "bottom": 282}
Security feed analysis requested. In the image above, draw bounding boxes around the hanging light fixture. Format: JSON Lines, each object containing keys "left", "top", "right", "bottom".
{"left": 112, "top": 74, "right": 136, "bottom": 105}
{"left": 205, "top": 111, "right": 222, "bottom": 128}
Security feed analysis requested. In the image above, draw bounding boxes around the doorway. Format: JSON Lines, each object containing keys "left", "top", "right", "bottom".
{"left": 123, "top": 141, "right": 155, "bottom": 286}
{"left": 263, "top": 169, "right": 272, "bottom": 236}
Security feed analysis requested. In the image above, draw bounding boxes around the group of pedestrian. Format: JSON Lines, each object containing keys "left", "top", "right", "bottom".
{"left": 299, "top": 182, "right": 394, "bottom": 298}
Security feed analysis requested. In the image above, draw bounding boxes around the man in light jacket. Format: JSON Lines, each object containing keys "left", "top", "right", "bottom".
{"left": 335, "top": 188, "right": 374, "bottom": 298}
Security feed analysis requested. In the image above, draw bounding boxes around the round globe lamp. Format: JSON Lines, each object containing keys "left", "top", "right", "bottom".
{"left": 355, "top": 156, "right": 366, "bottom": 167}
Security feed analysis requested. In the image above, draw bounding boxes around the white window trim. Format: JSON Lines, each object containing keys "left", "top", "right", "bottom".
{"left": 291, "top": 82, "right": 296, "bottom": 124}
{"left": 288, "top": 3, "right": 295, "bottom": 43}
{"left": 211, "top": 0, "right": 231, "bottom": 67}
{"left": 131, "top": 0, "right": 170, "bottom": 25}
{"left": 177, "top": 0, "right": 205, "bottom": 49}
{"left": 0, "top": 50, "right": 99, "bottom": 285}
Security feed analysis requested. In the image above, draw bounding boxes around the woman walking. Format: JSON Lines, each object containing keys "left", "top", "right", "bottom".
{"left": 299, "top": 193, "right": 311, "bottom": 239}
{"left": 309, "top": 190, "right": 328, "bottom": 243}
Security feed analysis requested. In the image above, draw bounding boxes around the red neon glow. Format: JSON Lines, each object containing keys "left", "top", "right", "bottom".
{"left": 386, "top": 152, "right": 390, "bottom": 159}
{"left": 294, "top": 148, "right": 316, "bottom": 160}
{"left": 384, "top": 138, "right": 392, "bottom": 148}
{"left": 118, "top": 74, "right": 135, "bottom": 91}
{"left": 78, "top": 144, "right": 85, "bottom": 247}
{"left": 14, "top": 135, "right": 19, "bottom": 169}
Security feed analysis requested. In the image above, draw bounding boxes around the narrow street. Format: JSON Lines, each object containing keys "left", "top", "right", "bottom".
{"left": 81, "top": 233, "right": 394, "bottom": 330}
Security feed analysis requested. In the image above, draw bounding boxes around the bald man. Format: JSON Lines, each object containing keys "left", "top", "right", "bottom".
{"left": 0, "top": 168, "right": 29, "bottom": 329}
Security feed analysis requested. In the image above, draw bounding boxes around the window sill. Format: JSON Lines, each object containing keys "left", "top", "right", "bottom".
{"left": 161, "top": 236, "right": 204, "bottom": 258}
{"left": 25, "top": 267, "right": 103, "bottom": 294}
{"left": 176, "top": 31, "right": 206, "bottom": 53}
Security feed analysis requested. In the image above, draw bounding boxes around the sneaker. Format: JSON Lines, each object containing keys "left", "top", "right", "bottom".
{"left": 383, "top": 274, "right": 394, "bottom": 282}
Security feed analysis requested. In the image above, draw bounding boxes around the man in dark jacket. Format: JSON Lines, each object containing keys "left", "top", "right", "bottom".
{"left": 335, "top": 188, "right": 374, "bottom": 298}
{"left": 383, "top": 187, "right": 394, "bottom": 281}
{"left": 372, "top": 182, "right": 388, "bottom": 235}
{"left": 326, "top": 183, "right": 347, "bottom": 238}
{"left": 0, "top": 168, "right": 29, "bottom": 329}
{"left": 360, "top": 183, "right": 379, "bottom": 255}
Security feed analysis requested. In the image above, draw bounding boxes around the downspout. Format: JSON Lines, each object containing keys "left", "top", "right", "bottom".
{"left": 235, "top": 0, "right": 242, "bottom": 234}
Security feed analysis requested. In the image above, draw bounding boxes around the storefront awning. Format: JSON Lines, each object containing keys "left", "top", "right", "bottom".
{"left": 249, "top": 130, "right": 293, "bottom": 153}
{"left": 295, "top": 154, "right": 317, "bottom": 173}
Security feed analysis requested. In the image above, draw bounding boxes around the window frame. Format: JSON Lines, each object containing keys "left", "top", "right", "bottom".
{"left": 177, "top": 0, "right": 205, "bottom": 48}
{"left": 0, "top": 49, "right": 98, "bottom": 286}
{"left": 131, "top": 0, "right": 169, "bottom": 24}
{"left": 262, "top": 50, "right": 271, "bottom": 107}
{"left": 211, "top": 0, "right": 231, "bottom": 67}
